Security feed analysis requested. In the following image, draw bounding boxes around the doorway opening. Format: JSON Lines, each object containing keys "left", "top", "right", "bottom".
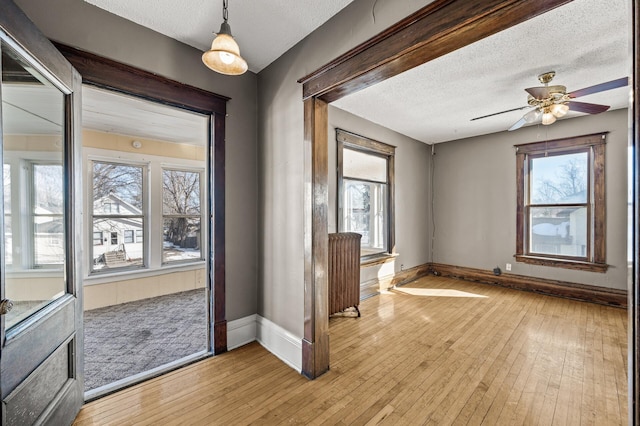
{"left": 81, "top": 86, "right": 210, "bottom": 398}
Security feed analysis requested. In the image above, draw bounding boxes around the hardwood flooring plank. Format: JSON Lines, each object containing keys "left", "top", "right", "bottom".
{"left": 73, "top": 276, "right": 627, "bottom": 425}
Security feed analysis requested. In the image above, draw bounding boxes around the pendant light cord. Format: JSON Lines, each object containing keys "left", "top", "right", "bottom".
{"left": 223, "top": 0, "right": 228, "bottom": 22}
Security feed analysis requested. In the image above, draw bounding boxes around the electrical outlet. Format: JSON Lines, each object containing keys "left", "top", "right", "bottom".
{"left": 400, "top": 264, "right": 404, "bottom": 271}
{"left": 505, "top": 263, "right": 512, "bottom": 272}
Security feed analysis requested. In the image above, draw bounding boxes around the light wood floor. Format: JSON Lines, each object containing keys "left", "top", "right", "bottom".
{"left": 73, "top": 276, "right": 628, "bottom": 425}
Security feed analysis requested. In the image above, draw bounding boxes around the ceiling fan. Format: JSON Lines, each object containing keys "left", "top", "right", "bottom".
{"left": 471, "top": 71, "right": 629, "bottom": 131}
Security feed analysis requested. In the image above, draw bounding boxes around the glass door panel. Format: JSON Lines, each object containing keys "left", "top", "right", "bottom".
{"left": 2, "top": 40, "right": 66, "bottom": 330}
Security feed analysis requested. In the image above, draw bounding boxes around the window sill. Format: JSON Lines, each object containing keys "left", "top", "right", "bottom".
{"left": 84, "top": 261, "right": 206, "bottom": 285}
{"left": 6, "top": 269, "right": 64, "bottom": 279}
{"left": 514, "top": 255, "right": 608, "bottom": 273}
{"left": 361, "top": 253, "right": 398, "bottom": 267}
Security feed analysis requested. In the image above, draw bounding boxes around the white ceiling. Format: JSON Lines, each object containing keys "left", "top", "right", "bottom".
{"left": 78, "top": 0, "right": 631, "bottom": 146}
{"left": 83, "top": 86, "right": 208, "bottom": 145}
{"left": 83, "top": 0, "right": 357, "bottom": 73}
{"left": 333, "top": 0, "right": 631, "bottom": 143}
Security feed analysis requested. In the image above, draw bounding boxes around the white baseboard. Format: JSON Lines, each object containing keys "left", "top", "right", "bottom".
{"left": 256, "top": 315, "right": 302, "bottom": 372}
{"left": 227, "top": 314, "right": 257, "bottom": 350}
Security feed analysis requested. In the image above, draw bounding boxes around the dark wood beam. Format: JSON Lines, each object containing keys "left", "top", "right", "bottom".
{"left": 53, "top": 42, "right": 228, "bottom": 115}
{"left": 299, "top": 0, "right": 573, "bottom": 103}
{"left": 302, "top": 97, "right": 329, "bottom": 379}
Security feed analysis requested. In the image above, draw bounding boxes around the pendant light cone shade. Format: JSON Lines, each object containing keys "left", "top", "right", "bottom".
{"left": 202, "top": 21, "right": 248, "bottom": 75}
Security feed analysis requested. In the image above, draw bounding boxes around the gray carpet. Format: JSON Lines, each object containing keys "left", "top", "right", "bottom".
{"left": 83, "top": 288, "right": 207, "bottom": 391}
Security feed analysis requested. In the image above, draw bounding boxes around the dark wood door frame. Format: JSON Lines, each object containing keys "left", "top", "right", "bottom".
{"left": 54, "top": 43, "right": 230, "bottom": 355}
{"left": 299, "top": 0, "right": 640, "bottom": 422}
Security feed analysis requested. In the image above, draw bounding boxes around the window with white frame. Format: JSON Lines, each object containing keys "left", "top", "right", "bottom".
{"left": 162, "top": 168, "right": 203, "bottom": 263}
{"left": 337, "top": 129, "right": 395, "bottom": 259}
{"left": 32, "top": 163, "right": 64, "bottom": 267}
{"left": 2, "top": 160, "right": 64, "bottom": 270}
{"left": 91, "top": 161, "right": 145, "bottom": 272}
{"left": 93, "top": 231, "right": 103, "bottom": 246}
{"left": 3, "top": 163, "right": 11, "bottom": 266}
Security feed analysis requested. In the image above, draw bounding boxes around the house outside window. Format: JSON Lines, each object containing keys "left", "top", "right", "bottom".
{"left": 337, "top": 129, "right": 395, "bottom": 260}
{"left": 91, "top": 161, "right": 145, "bottom": 272}
{"left": 515, "top": 133, "right": 607, "bottom": 272}
{"left": 162, "top": 168, "right": 203, "bottom": 263}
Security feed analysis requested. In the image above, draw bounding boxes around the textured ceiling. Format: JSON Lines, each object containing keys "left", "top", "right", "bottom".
{"left": 333, "top": 0, "right": 631, "bottom": 144}
{"left": 84, "top": 0, "right": 356, "bottom": 73}
{"left": 79, "top": 0, "right": 630, "bottom": 145}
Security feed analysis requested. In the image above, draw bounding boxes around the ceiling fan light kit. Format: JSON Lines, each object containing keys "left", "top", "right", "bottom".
{"left": 202, "top": 0, "right": 248, "bottom": 75}
{"left": 472, "top": 71, "right": 628, "bottom": 131}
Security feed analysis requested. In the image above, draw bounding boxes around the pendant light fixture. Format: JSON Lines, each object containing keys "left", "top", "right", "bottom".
{"left": 202, "top": 0, "right": 248, "bottom": 75}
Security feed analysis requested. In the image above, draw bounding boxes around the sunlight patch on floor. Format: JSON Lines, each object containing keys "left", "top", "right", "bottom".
{"left": 393, "top": 287, "right": 488, "bottom": 298}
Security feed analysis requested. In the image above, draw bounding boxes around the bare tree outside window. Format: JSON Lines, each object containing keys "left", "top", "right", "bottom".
{"left": 162, "top": 169, "right": 202, "bottom": 263}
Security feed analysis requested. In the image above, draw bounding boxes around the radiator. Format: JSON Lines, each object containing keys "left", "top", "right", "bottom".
{"left": 328, "top": 232, "right": 362, "bottom": 317}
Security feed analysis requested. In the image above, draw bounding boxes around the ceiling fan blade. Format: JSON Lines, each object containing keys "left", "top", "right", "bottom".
{"left": 470, "top": 105, "right": 529, "bottom": 121}
{"left": 525, "top": 86, "right": 550, "bottom": 99}
{"left": 568, "top": 101, "right": 610, "bottom": 114}
{"left": 508, "top": 117, "right": 527, "bottom": 131}
{"left": 569, "top": 77, "right": 629, "bottom": 98}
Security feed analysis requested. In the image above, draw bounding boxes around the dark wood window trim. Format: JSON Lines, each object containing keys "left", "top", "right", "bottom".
{"left": 336, "top": 128, "right": 395, "bottom": 261}
{"left": 53, "top": 43, "right": 229, "bottom": 354}
{"left": 515, "top": 132, "right": 608, "bottom": 272}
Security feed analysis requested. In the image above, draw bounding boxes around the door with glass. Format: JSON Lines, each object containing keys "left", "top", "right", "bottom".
{"left": 0, "top": 1, "right": 83, "bottom": 424}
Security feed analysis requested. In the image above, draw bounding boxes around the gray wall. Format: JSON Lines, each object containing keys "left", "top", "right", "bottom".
{"left": 328, "top": 106, "right": 431, "bottom": 274}
{"left": 257, "top": 0, "right": 432, "bottom": 337}
{"left": 16, "top": 0, "right": 259, "bottom": 321}
{"left": 432, "top": 109, "right": 629, "bottom": 290}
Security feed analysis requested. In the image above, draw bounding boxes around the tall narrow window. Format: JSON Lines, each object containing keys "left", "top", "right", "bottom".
{"left": 337, "top": 129, "right": 395, "bottom": 260}
{"left": 162, "top": 168, "right": 203, "bottom": 263}
{"left": 91, "top": 161, "right": 145, "bottom": 271}
{"left": 3, "top": 163, "right": 11, "bottom": 267}
{"left": 515, "top": 133, "right": 607, "bottom": 272}
{"left": 32, "top": 163, "right": 64, "bottom": 267}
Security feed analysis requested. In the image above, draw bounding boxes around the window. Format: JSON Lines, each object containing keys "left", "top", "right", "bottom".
{"left": 91, "top": 161, "right": 145, "bottom": 271}
{"left": 3, "top": 164, "right": 11, "bottom": 266}
{"left": 93, "top": 231, "right": 103, "bottom": 246}
{"left": 32, "top": 163, "right": 64, "bottom": 267}
{"left": 337, "top": 129, "right": 395, "bottom": 260}
{"left": 515, "top": 133, "right": 607, "bottom": 272}
{"left": 3, "top": 161, "right": 64, "bottom": 270}
{"left": 124, "top": 230, "right": 134, "bottom": 244}
{"left": 162, "top": 169, "right": 203, "bottom": 263}
{"left": 136, "top": 229, "right": 143, "bottom": 243}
